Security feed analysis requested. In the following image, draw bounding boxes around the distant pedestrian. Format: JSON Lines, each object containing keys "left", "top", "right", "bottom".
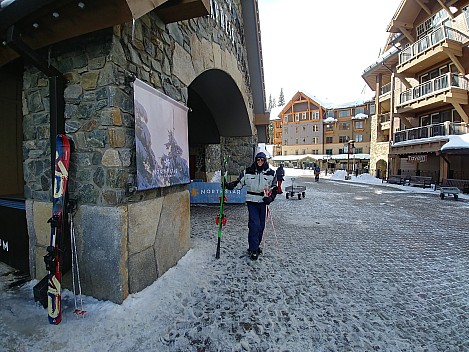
{"left": 275, "top": 164, "right": 285, "bottom": 194}
{"left": 226, "top": 152, "right": 277, "bottom": 260}
{"left": 314, "top": 164, "right": 320, "bottom": 182}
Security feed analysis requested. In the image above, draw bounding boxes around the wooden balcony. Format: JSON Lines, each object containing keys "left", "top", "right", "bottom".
{"left": 396, "top": 73, "right": 469, "bottom": 114}
{"left": 394, "top": 121, "right": 468, "bottom": 143}
{"left": 397, "top": 26, "right": 469, "bottom": 74}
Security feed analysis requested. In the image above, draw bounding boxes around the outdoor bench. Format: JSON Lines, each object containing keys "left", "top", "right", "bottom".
{"left": 383, "top": 175, "right": 408, "bottom": 185}
{"left": 435, "top": 178, "right": 469, "bottom": 194}
{"left": 408, "top": 176, "right": 432, "bottom": 188}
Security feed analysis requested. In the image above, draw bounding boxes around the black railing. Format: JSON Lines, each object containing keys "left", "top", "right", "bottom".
{"left": 399, "top": 26, "right": 469, "bottom": 65}
{"left": 394, "top": 122, "right": 467, "bottom": 143}
{"left": 398, "top": 73, "right": 469, "bottom": 106}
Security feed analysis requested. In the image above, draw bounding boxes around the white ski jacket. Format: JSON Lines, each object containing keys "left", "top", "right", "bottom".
{"left": 235, "top": 165, "right": 276, "bottom": 203}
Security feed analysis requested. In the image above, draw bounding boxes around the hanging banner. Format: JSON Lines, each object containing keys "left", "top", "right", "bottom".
{"left": 134, "top": 79, "right": 190, "bottom": 190}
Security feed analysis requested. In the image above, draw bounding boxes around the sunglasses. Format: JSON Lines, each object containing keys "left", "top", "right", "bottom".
{"left": 256, "top": 158, "right": 265, "bottom": 162}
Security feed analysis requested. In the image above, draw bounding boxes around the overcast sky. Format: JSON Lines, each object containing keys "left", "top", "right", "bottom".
{"left": 258, "top": 0, "right": 403, "bottom": 106}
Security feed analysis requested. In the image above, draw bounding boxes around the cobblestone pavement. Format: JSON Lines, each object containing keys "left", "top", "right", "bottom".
{"left": 188, "top": 177, "right": 469, "bottom": 351}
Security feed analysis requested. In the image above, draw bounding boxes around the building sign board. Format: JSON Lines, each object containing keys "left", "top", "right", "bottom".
{"left": 188, "top": 182, "right": 246, "bottom": 204}
{"left": 407, "top": 155, "right": 427, "bottom": 163}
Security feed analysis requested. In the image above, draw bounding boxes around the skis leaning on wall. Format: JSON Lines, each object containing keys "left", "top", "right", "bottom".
{"left": 44, "top": 134, "right": 71, "bottom": 325}
{"left": 215, "top": 157, "right": 228, "bottom": 259}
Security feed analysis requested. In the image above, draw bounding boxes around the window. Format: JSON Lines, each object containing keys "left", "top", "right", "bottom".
{"left": 301, "top": 112, "right": 307, "bottom": 120}
{"left": 355, "top": 134, "right": 363, "bottom": 142}
{"left": 339, "top": 148, "right": 346, "bottom": 154}
{"left": 295, "top": 113, "right": 299, "bottom": 121}
{"left": 369, "top": 104, "right": 375, "bottom": 114}
{"left": 312, "top": 111, "right": 320, "bottom": 120}
{"left": 339, "top": 110, "right": 349, "bottom": 118}
{"left": 325, "top": 149, "right": 332, "bottom": 155}
{"left": 327, "top": 111, "right": 335, "bottom": 118}
{"left": 284, "top": 139, "right": 288, "bottom": 145}
{"left": 355, "top": 147, "right": 363, "bottom": 153}
{"left": 295, "top": 138, "right": 298, "bottom": 144}
{"left": 326, "top": 137, "right": 333, "bottom": 144}
{"left": 339, "top": 136, "right": 349, "bottom": 143}
{"left": 312, "top": 137, "right": 318, "bottom": 144}
{"left": 340, "top": 122, "right": 350, "bottom": 130}
{"left": 284, "top": 116, "right": 288, "bottom": 123}
{"left": 312, "top": 125, "right": 319, "bottom": 132}
{"left": 355, "top": 107, "right": 365, "bottom": 115}
{"left": 355, "top": 121, "right": 364, "bottom": 129}
{"left": 312, "top": 150, "right": 318, "bottom": 155}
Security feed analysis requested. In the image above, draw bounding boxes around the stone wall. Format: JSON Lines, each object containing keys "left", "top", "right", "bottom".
{"left": 23, "top": 2, "right": 258, "bottom": 302}
{"left": 369, "top": 114, "right": 390, "bottom": 177}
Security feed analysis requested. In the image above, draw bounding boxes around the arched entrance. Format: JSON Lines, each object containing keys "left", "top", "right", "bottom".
{"left": 187, "top": 69, "right": 252, "bottom": 181}
{"left": 375, "top": 159, "right": 387, "bottom": 179}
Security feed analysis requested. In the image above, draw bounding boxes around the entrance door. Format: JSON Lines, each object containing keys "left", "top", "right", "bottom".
{"left": 0, "top": 60, "right": 29, "bottom": 274}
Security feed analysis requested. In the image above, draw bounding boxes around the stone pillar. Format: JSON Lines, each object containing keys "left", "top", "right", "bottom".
{"left": 222, "top": 136, "right": 257, "bottom": 180}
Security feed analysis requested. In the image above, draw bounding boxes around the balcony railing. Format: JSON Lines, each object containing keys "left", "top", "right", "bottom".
{"left": 379, "top": 113, "right": 391, "bottom": 123}
{"left": 398, "top": 73, "right": 469, "bottom": 106}
{"left": 399, "top": 26, "right": 469, "bottom": 66}
{"left": 394, "top": 121, "right": 468, "bottom": 143}
{"left": 380, "top": 82, "right": 391, "bottom": 96}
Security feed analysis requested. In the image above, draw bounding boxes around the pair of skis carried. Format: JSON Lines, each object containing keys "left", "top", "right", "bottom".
{"left": 44, "top": 134, "right": 85, "bottom": 324}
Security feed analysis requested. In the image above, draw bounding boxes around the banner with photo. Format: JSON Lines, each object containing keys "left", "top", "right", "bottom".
{"left": 134, "top": 79, "right": 190, "bottom": 190}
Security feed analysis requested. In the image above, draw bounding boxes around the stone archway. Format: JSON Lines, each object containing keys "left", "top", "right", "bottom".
{"left": 376, "top": 159, "right": 388, "bottom": 179}
{"left": 187, "top": 69, "right": 252, "bottom": 181}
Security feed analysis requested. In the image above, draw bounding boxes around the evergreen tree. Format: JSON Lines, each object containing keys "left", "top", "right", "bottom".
{"left": 278, "top": 88, "right": 285, "bottom": 106}
{"left": 272, "top": 98, "right": 277, "bottom": 108}
{"left": 268, "top": 94, "right": 273, "bottom": 111}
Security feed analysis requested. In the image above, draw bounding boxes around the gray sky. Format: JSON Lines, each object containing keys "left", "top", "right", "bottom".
{"left": 258, "top": 0, "right": 403, "bottom": 106}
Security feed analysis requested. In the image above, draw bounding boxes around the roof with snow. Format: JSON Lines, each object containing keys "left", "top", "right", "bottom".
{"left": 441, "top": 133, "right": 469, "bottom": 152}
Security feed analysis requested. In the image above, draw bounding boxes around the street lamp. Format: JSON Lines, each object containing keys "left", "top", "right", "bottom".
{"left": 346, "top": 139, "right": 355, "bottom": 180}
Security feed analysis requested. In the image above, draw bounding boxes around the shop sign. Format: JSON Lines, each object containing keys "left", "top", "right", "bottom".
{"left": 407, "top": 155, "right": 427, "bottom": 163}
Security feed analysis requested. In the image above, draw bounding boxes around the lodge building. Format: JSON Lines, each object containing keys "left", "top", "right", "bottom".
{"left": 363, "top": 0, "right": 469, "bottom": 182}
{"left": 271, "top": 91, "right": 373, "bottom": 174}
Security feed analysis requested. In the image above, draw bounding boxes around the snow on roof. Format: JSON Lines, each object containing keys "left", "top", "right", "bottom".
{"left": 272, "top": 153, "right": 370, "bottom": 162}
{"left": 324, "top": 117, "right": 337, "bottom": 123}
{"left": 353, "top": 113, "right": 369, "bottom": 119}
{"left": 441, "top": 133, "right": 469, "bottom": 152}
{"left": 269, "top": 106, "right": 284, "bottom": 120}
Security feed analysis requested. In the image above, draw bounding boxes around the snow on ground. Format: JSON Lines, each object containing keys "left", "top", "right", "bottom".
{"left": 0, "top": 168, "right": 467, "bottom": 351}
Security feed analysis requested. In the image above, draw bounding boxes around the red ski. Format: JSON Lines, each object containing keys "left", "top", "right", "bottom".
{"left": 44, "top": 134, "right": 70, "bottom": 324}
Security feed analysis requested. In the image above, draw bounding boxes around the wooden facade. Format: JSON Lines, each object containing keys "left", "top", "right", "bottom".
{"left": 363, "top": 0, "right": 469, "bottom": 182}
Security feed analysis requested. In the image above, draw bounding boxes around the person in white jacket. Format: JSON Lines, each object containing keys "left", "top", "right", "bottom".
{"left": 226, "top": 152, "right": 277, "bottom": 260}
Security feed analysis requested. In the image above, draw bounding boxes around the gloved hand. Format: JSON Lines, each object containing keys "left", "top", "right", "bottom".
{"left": 263, "top": 196, "right": 273, "bottom": 205}
{"left": 271, "top": 186, "right": 278, "bottom": 198}
{"left": 224, "top": 180, "right": 238, "bottom": 190}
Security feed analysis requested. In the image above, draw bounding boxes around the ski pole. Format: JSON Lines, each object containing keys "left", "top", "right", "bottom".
{"left": 69, "top": 203, "right": 86, "bottom": 317}
{"left": 263, "top": 205, "right": 280, "bottom": 253}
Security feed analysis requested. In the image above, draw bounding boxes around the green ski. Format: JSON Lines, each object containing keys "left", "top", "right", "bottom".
{"left": 215, "top": 157, "right": 228, "bottom": 259}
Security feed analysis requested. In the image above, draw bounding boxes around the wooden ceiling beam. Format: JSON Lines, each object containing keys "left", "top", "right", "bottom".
{"left": 436, "top": 0, "right": 455, "bottom": 18}
{"left": 398, "top": 26, "right": 415, "bottom": 44}
{"left": 416, "top": 0, "right": 432, "bottom": 15}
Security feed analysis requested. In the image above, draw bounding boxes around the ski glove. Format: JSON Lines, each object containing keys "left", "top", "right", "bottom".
{"left": 225, "top": 180, "right": 239, "bottom": 190}
{"left": 263, "top": 196, "right": 274, "bottom": 205}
